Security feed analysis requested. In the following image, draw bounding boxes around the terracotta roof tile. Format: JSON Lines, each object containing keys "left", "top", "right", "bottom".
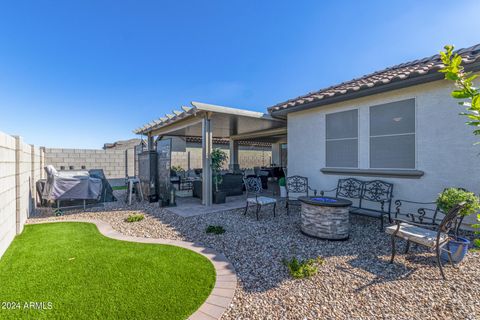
{"left": 269, "top": 44, "right": 480, "bottom": 113}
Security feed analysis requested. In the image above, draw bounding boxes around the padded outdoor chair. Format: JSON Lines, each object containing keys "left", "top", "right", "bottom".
{"left": 243, "top": 176, "right": 277, "bottom": 220}
{"left": 285, "top": 175, "right": 317, "bottom": 214}
{"left": 386, "top": 202, "right": 465, "bottom": 280}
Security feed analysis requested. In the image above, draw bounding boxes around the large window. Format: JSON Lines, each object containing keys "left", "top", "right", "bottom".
{"left": 370, "top": 98, "right": 415, "bottom": 169}
{"left": 326, "top": 109, "right": 358, "bottom": 168}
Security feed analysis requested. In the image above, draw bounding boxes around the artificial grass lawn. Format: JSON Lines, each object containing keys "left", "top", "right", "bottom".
{"left": 0, "top": 222, "right": 215, "bottom": 320}
{"left": 112, "top": 185, "right": 127, "bottom": 190}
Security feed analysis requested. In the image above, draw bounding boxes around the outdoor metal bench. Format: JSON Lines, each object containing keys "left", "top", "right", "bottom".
{"left": 320, "top": 178, "right": 394, "bottom": 230}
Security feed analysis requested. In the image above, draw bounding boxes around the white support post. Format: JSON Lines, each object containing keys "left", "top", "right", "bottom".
{"left": 229, "top": 139, "right": 239, "bottom": 172}
{"left": 202, "top": 115, "right": 213, "bottom": 206}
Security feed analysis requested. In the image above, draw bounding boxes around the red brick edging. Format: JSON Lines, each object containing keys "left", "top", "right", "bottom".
{"left": 28, "top": 219, "right": 237, "bottom": 320}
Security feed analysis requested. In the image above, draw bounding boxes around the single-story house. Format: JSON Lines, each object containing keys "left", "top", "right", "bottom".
{"left": 135, "top": 43, "right": 480, "bottom": 225}
{"left": 268, "top": 43, "right": 480, "bottom": 223}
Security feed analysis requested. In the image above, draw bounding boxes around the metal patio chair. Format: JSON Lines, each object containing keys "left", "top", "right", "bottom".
{"left": 386, "top": 202, "right": 466, "bottom": 280}
{"left": 243, "top": 176, "right": 277, "bottom": 220}
{"left": 285, "top": 175, "right": 317, "bottom": 214}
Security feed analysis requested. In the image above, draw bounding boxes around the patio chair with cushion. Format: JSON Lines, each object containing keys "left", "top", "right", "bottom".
{"left": 285, "top": 175, "right": 317, "bottom": 214}
{"left": 394, "top": 188, "right": 467, "bottom": 236}
{"left": 386, "top": 202, "right": 465, "bottom": 279}
{"left": 243, "top": 176, "right": 277, "bottom": 220}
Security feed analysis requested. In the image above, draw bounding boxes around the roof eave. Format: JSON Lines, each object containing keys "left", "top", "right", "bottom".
{"left": 270, "top": 62, "right": 480, "bottom": 117}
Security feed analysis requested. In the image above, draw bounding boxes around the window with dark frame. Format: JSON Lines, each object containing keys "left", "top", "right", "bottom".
{"left": 369, "top": 98, "right": 415, "bottom": 169}
{"left": 325, "top": 109, "right": 358, "bottom": 168}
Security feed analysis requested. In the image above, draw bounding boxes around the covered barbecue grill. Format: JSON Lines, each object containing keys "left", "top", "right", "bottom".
{"left": 37, "top": 166, "right": 116, "bottom": 209}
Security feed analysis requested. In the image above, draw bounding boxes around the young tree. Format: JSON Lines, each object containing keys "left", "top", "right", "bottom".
{"left": 439, "top": 45, "right": 480, "bottom": 137}
{"left": 439, "top": 45, "right": 480, "bottom": 247}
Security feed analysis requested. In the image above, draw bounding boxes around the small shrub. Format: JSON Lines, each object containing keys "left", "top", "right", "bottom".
{"left": 206, "top": 225, "right": 225, "bottom": 235}
{"left": 282, "top": 257, "right": 324, "bottom": 279}
{"left": 171, "top": 165, "right": 185, "bottom": 174}
{"left": 472, "top": 214, "right": 480, "bottom": 251}
{"left": 278, "top": 177, "right": 286, "bottom": 187}
{"left": 125, "top": 214, "right": 144, "bottom": 223}
{"left": 436, "top": 188, "right": 480, "bottom": 217}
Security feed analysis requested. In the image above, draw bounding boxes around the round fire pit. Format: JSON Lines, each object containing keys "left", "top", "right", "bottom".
{"left": 298, "top": 196, "right": 352, "bottom": 240}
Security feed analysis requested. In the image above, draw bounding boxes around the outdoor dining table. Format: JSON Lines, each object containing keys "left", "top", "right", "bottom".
{"left": 298, "top": 196, "right": 352, "bottom": 240}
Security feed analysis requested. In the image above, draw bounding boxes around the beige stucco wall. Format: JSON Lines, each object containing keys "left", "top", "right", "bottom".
{"left": 0, "top": 132, "right": 45, "bottom": 258}
{"left": 287, "top": 79, "right": 480, "bottom": 225}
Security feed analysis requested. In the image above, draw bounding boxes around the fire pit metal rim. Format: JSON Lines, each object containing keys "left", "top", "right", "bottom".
{"left": 298, "top": 196, "right": 352, "bottom": 207}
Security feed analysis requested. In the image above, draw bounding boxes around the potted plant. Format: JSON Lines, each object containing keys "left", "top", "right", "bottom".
{"left": 279, "top": 177, "right": 287, "bottom": 198}
{"left": 436, "top": 187, "right": 480, "bottom": 263}
{"left": 211, "top": 148, "right": 228, "bottom": 204}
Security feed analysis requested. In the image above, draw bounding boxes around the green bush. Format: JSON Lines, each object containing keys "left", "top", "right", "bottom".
{"left": 206, "top": 225, "right": 225, "bottom": 235}
{"left": 436, "top": 188, "right": 480, "bottom": 217}
{"left": 278, "top": 177, "right": 286, "bottom": 187}
{"left": 282, "top": 257, "right": 324, "bottom": 279}
{"left": 171, "top": 165, "right": 185, "bottom": 174}
{"left": 211, "top": 149, "right": 228, "bottom": 192}
{"left": 125, "top": 214, "right": 145, "bottom": 223}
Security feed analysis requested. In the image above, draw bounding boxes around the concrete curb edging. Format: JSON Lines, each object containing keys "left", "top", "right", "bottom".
{"left": 27, "top": 219, "right": 236, "bottom": 320}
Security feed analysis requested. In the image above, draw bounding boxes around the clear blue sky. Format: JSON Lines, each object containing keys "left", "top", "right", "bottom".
{"left": 0, "top": 0, "right": 479, "bottom": 149}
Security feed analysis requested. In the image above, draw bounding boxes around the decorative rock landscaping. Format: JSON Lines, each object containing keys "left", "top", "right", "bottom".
{"left": 29, "top": 191, "right": 480, "bottom": 320}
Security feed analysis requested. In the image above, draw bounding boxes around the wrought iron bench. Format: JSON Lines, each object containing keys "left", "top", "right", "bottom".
{"left": 320, "top": 178, "right": 394, "bottom": 230}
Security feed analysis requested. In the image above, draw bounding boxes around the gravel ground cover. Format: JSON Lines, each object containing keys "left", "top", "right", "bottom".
{"left": 29, "top": 191, "right": 480, "bottom": 320}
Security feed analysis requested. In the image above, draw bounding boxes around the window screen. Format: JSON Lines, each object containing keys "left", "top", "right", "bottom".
{"left": 370, "top": 99, "right": 415, "bottom": 169}
{"left": 325, "top": 109, "right": 358, "bottom": 167}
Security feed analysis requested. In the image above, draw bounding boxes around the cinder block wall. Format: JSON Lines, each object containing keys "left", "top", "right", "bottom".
{"left": 44, "top": 148, "right": 132, "bottom": 179}
{"left": 45, "top": 146, "right": 272, "bottom": 180}
{"left": 0, "top": 131, "right": 45, "bottom": 259}
{"left": 171, "top": 148, "right": 272, "bottom": 171}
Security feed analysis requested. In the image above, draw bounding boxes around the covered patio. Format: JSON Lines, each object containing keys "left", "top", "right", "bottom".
{"left": 134, "top": 101, "right": 286, "bottom": 207}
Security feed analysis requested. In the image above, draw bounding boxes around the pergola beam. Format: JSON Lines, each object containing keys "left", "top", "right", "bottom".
{"left": 229, "top": 127, "right": 287, "bottom": 140}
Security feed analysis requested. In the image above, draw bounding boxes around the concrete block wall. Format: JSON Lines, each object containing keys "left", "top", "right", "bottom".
{"left": 0, "top": 131, "right": 45, "bottom": 259}
{"left": 44, "top": 145, "right": 271, "bottom": 183}
{"left": 171, "top": 148, "right": 272, "bottom": 171}
{"left": 44, "top": 148, "right": 132, "bottom": 179}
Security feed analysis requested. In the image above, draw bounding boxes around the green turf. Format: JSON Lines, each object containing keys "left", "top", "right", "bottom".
{"left": 112, "top": 185, "right": 127, "bottom": 190}
{"left": 0, "top": 222, "right": 215, "bottom": 320}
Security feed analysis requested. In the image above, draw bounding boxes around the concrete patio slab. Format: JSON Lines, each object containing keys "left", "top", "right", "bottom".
{"left": 166, "top": 194, "right": 247, "bottom": 217}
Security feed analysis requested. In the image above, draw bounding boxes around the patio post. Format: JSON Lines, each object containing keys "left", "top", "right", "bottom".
{"left": 147, "top": 134, "right": 155, "bottom": 151}
{"left": 229, "top": 139, "right": 239, "bottom": 172}
{"left": 202, "top": 114, "right": 213, "bottom": 206}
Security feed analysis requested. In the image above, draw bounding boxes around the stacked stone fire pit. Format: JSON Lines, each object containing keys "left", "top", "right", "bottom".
{"left": 298, "top": 196, "right": 352, "bottom": 240}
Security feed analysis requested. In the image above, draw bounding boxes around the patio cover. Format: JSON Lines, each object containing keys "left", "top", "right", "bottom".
{"left": 134, "top": 101, "right": 285, "bottom": 139}
{"left": 134, "top": 102, "right": 286, "bottom": 206}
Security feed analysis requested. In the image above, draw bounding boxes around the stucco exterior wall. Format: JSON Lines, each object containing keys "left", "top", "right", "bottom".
{"left": 287, "top": 79, "right": 480, "bottom": 225}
